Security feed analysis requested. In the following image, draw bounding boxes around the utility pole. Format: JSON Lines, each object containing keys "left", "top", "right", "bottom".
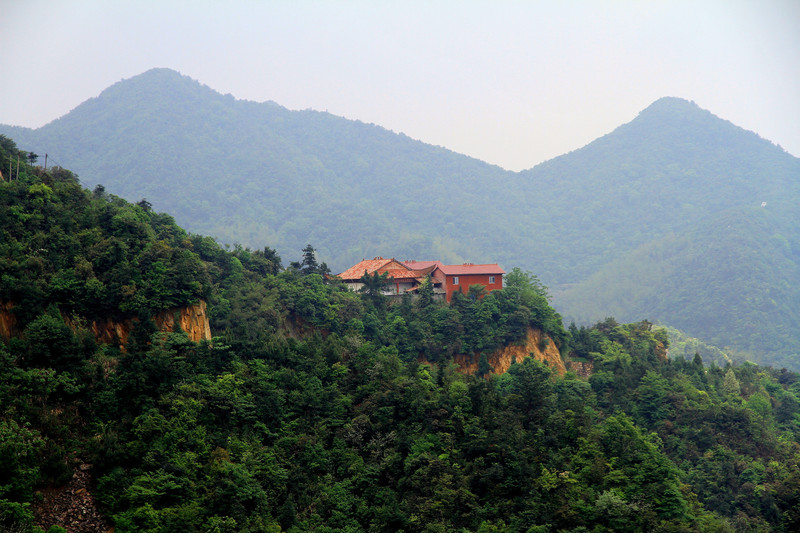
{"left": 16, "top": 155, "right": 20, "bottom": 180}
{"left": 44, "top": 153, "right": 47, "bottom": 171}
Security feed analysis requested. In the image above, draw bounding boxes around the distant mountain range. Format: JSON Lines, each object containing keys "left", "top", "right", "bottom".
{"left": 4, "top": 68, "right": 799, "bottom": 369}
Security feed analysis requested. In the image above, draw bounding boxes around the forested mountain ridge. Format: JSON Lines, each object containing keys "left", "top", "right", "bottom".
{"left": 513, "top": 96, "right": 800, "bottom": 284}
{"left": 2, "top": 143, "right": 800, "bottom": 532}
{"left": 513, "top": 97, "right": 800, "bottom": 367}
{"left": 1, "top": 68, "right": 515, "bottom": 268}
{"left": 4, "top": 68, "right": 800, "bottom": 370}
{"left": 558, "top": 204, "right": 800, "bottom": 366}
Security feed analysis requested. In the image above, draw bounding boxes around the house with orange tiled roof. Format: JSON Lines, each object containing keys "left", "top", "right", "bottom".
{"left": 337, "top": 257, "right": 504, "bottom": 302}
{"left": 337, "top": 257, "right": 438, "bottom": 296}
{"left": 404, "top": 261, "right": 504, "bottom": 302}
{"left": 436, "top": 263, "right": 505, "bottom": 302}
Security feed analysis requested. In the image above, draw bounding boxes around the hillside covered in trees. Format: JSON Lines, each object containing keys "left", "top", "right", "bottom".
{"left": 2, "top": 138, "right": 800, "bottom": 532}
{"left": 4, "top": 68, "right": 799, "bottom": 370}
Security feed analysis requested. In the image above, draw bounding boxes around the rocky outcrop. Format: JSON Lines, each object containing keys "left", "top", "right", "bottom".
{"left": 33, "top": 463, "right": 112, "bottom": 533}
{"left": 655, "top": 341, "right": 668, "bottom": 361}
{"left": 1, "top": 299, "right": 212, "bottom": 348}
{"left": 82, "top": 315, "right": 138, "bottom": 347}
{"left": 453, "top": 327, "right": 566, "bottom": 376}
{"left": 0, "top": 299, "right": 19, "bottom": 340}
{"left": 566, "top": 360, "right": 594, "bottom": 377}
{"left": 154, "top": 300, "right": 212, "bottom": 342}
{"left": 79, "top": 301, "right": 212, "bottom": 348}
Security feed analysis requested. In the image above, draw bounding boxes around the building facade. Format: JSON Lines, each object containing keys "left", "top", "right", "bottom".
{"left": 337, "top": 258, "right": 504, "bottom": 302}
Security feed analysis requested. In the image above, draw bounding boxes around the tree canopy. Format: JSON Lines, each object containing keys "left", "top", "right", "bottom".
{"left": 1, "top": 148, "right": 799, "bottom": 532}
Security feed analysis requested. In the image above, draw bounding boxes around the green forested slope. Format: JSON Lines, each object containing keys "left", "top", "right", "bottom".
{"left": 512, "top": 97, "right": 800, "bottom": 284}
{"left": 2, "top": 151, "right": 800, "bottom": 532}
{"left": 517, "top": 98, "right": 800, "bottom": 368}
{"left": 4, "top": 70, "right": 800, "bottom": 369}
{"left": 2, "top": 68, "right": 515, "bottom": 269}
{"left": 0, "top": 139, "right": 212, "bottom": 327}
{"left": 0, "top": 150, "right": 800, "bottom": 533}
{"left": 557, "top": 205, "right": 800, "bottom": 366}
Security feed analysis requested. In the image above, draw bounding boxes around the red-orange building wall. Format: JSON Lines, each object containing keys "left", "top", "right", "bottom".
{"left": 445, "top": 274, "right": 503, "bottom": 302}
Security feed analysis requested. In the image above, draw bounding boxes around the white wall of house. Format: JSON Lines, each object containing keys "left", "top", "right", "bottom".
{"left": 344, "top": 279, "right": 416, "bottom": 295}
{"left": 345, "top": 282, "right": 364, "bottom": 293}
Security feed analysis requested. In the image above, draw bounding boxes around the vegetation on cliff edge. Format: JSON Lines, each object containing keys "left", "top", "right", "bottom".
{"left": 1, "top": 139, "right": 799, "bottom": 532}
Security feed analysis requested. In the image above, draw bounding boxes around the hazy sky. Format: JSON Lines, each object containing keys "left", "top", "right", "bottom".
{"left": 2, "top": 0, "right": 798, "bottom": 171}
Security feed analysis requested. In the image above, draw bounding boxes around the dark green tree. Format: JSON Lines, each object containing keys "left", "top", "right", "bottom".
{"left": 290, "top": 244, "right": 330, "bottom": 277}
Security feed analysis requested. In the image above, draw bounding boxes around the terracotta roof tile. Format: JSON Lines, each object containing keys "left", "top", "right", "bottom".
{"left": 404, "top": 260, "right": 504, "bottom": 276}
{"left": 402, "top": 260, "right": 444, "bottom": 270}
{"left": 340, "top": 258, "right": 504, "bottom": 281}
{"left": 437, "top": 263, "right": 505, "bottom": 275}
{"left": 338, "top": 257, "right": 433, "bottom": 281}
{"left": 337, "top": 257, "right": 395, "bottom": 280}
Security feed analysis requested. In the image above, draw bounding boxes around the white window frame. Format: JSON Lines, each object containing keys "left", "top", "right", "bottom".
{"left": 453, "top": 276, "right": 459, "bottom": 285}
{"left": 489, "top": 276, "right": 495, "bottom": 284}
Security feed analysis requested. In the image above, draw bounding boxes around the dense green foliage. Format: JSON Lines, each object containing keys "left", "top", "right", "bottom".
{"left": 558, "top": 204, "right": 800, "bottom": 367}
{"left": 2, "top": 152, "right": 800, "bottom": 532}
{"left": 0, "top": 136, "right": 210, "bottom": 326}
{"left": 1, "top": 69, "right": 512, "bottom": 270}
{"left": 4, "top": 69, "right": 800, "bottom": 369}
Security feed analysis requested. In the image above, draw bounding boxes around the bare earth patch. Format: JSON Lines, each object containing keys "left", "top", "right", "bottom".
{"left": 33, "top": 464, "right": 112, "bottom": 533}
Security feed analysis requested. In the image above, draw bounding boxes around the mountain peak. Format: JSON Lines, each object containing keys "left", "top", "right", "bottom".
{"left": 643, "top": 96, "right": 699, "bottom": 110}
{"left": 600, "top": 95, "right": 783, "bottom": 156}
{"left": 117, "top": 67, "right": 188, "bottom": 85}
{"left": 90, "top": 68, "right": 218, "bottom": 109}
{"left": 135, "top": 67, "right": 184, "bottom": 78}
{"left": 634, "top": 96, "right": 710, "bottom": 123}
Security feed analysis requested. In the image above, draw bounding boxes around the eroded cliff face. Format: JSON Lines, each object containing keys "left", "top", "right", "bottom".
{"left": 0, "top": 300, "right": 19, "bottom": 340}
{"left": 153, "top": 301, "right": 212, "bottom": 343}
{"left": 655, "top": 341, "right": 668, "bottom": 361}
{"left": 566, "top": 360, "right": 594, "bottom": 377}
{"left": 453, "top": 327, "right": 566, "bottom": 376}
{"left": 1, "top": 300, "right": 212, "bottom": 347}
{"left": 79, "top": 301, "right": 212, "bottom": 348}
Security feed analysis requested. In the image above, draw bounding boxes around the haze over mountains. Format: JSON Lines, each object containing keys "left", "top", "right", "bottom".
{"left": 3, "top": 68, "right": 799, "bottom": 369}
